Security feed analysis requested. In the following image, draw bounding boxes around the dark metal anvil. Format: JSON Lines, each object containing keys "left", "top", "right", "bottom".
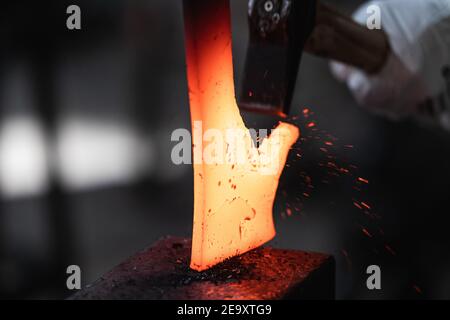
{"left": 70, "top": 237, "right": 335, "bottom": 300}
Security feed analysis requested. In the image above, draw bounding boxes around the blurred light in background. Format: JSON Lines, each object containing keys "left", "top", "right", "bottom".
{"left": 0, "top": 117, "right": 156, "bottom": 198}
{"left": 57, "top": 118, "right": 154, "bottom": 191}
{"left": 0, "top": 116, "right": 49, "bottom": 199}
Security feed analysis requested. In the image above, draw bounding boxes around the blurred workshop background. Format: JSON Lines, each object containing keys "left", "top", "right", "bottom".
{"left": 1, "top": 0, "right": 450, "bottom": 299}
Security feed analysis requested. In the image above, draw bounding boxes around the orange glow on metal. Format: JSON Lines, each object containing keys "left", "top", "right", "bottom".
{"left": 183, "top": 0, "right": 299, "bottom": 271}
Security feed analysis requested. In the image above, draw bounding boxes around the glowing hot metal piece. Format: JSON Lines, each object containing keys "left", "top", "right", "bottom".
{"left": 183, "top": 0, "right": 299, "bottom": 271}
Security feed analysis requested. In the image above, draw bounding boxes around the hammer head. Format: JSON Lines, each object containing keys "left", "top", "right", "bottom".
{"left": 239, "top": 0, "right": 316, "bottom": 117}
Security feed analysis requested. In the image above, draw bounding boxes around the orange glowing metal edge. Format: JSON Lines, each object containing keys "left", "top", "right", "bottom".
{"left": 183, "top": 0, "right": 299, "bottom": 271}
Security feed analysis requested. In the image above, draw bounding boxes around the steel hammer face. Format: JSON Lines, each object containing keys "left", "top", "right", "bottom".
{"left": 239, "top": 0, "right": 316, "bottom": 117}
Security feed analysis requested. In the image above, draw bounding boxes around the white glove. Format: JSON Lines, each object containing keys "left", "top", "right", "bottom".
{"left": 331, "top": 0, "right": 450, "bottom": 127}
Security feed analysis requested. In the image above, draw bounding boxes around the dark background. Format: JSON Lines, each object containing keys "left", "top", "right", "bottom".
{"left": 1, "top": 0, "right": 449, "bottom": 299}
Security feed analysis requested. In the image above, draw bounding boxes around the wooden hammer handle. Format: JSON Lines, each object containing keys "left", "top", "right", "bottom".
{"left": 305, "top": 2, "right": 390, "bottom": 74}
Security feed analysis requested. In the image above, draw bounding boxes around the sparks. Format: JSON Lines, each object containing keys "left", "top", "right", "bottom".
{"left": 385, "top": 244, "right": 396, "bottom": 256}
{"left": 353, "top": 202, "right": 362, "bottom": 210}
{"left": 303, "top": 108, "right": 310, "bottom": 117}
{"left": 413, "top": 285, "right": 422, "bottom": 294}
{"left": 361, "top": 227, "right": 373, "bottom": 238}
{"left": 357, "top": 177, "right": 369, "bottom": 184}
{"left": 361, "top": 201, "right": 371, "bottom": 209}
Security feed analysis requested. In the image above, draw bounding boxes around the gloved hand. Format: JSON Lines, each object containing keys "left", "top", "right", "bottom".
{"left": 330, "top": 0, "right": 450, "bottom": 126}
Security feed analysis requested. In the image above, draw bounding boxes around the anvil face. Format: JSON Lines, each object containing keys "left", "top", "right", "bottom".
{"left": 70, "top": 237, "right": 335, "bottom": 300}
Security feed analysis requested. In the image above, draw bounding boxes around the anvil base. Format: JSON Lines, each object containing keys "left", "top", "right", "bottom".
{"left": 70, "top": 236, "right": 335, "bottom": 300}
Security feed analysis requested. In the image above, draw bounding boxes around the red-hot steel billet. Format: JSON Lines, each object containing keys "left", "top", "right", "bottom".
{"left": 182, "top": 0, "right": 299, "bottom": 271}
